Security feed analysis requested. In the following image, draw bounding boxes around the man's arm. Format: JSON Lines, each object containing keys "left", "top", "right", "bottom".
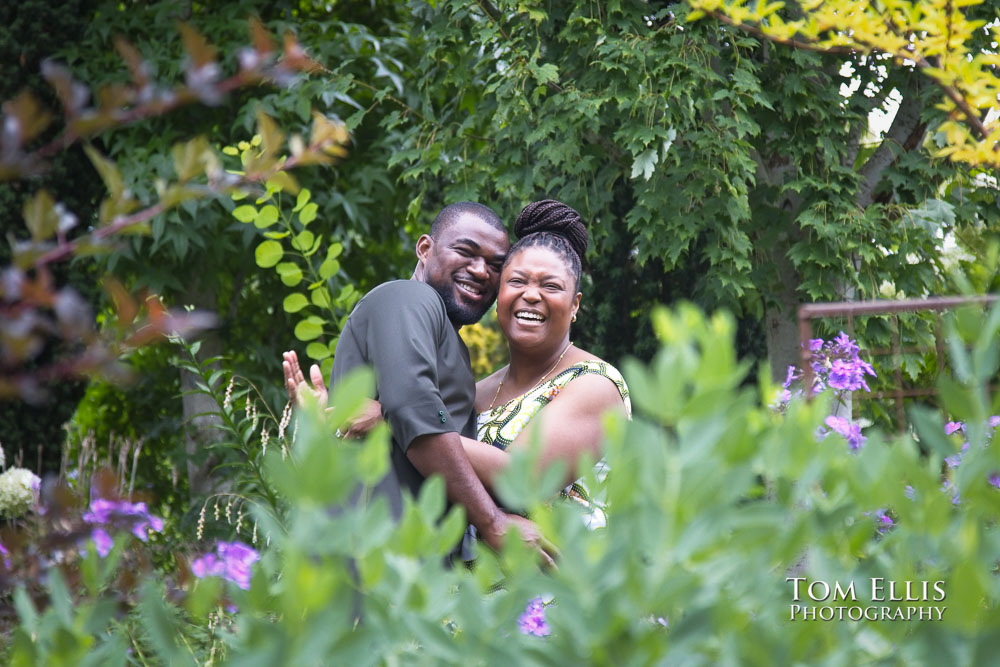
{"left": 406, "top": 432, "right": 503, "bottom": 544}
{"left": 408, "top": 432, "right": 554, "bottom": 565}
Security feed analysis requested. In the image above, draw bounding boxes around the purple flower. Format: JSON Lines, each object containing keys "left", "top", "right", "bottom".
{"left": 191, "top": 553, "right": 225, "bottom": 578}
{"left": 945, "top": 442, "right": 970, "bottom": 469}
{"left": 83, "top": 498, "right": 163, "bottom": 542}
{"left": 989, "top": 473, "right": 1000, "bottom": 490}
{"left": 941, "top": 481, "right": 961, "bottom": 505}
{"left": 904, "top": 485, "right": 915, "bottom": 500}
{"left": 823, "top": 415, "right": 866, "bottom": 450}
{"left": 827, "top": 358, "right": 876, "bottom": 392}
{"left": 808, "top": 338, "right": 824, "bottom": 352}
{"left": 832, "top": 332, "right": 860, "bottom": 356}
{"left": 518, "top": 597, "right": 551, "bottom": 637}
{"left": 990, "top": 416, "right": 1000, "bottom": 428}
{"left": 874, "top": 510, "right": 894, "bottom": 534}
{"left": 944, "top": 421, "right": 965, "bottom": 435}
{"left": 191, "top": 541, "right": 260, "bottom": 590}
{"left": 92, "top": 528, "right": 114, "bottom": 558}
{"left": 0, "top": 541, "right": 10, "bottom": 569}
{"left": 783, "top": 365, "right": 798, "bottom": 389}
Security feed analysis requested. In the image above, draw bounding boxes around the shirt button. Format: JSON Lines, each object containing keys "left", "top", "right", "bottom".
{"left": 440, "top": 417, "right": 447, "bottom": 423}
{"left": 438, "top": 410, "right": 445, "bottom": 416}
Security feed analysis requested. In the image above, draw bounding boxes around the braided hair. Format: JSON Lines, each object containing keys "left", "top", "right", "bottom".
{"left": 507, "top": 199, "right": 588, "bottom": 291}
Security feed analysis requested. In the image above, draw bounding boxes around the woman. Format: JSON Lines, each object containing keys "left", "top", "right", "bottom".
{"left": 284, "top": 200, "right": 630, "bottom": 514}
{"left": 462, "top": 200, "right": 630, "bottom": 513}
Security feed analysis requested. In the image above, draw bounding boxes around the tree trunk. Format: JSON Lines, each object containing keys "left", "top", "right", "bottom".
{"left": 178, "top": 282, "right": 227, "bottom": 496}
{"left": 764, "top": 248, "right": 802, "bottom": 383}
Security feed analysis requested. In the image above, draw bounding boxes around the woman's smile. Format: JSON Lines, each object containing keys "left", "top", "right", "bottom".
{"left": 498, "top": 246, "right": 580, "bottom": 346}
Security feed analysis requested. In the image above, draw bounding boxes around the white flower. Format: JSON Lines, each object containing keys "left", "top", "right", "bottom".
{"left": 0, "top": 467, "right": 41, "bottom": 518}
{"left": 0, "top": 444, "right": 5, "bottom": 469}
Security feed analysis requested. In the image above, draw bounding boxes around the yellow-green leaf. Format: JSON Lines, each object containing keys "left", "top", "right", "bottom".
{"left": 311, "top": 287, "right": 331, "bottom": 309}
{"left": 276, "top": 262, "right": 303, "bottom": 286}
{"left": 255, "top": 240, "right": 283, "bottom": 267}
{"left": 254, "top": 205, "right": 279, "bottom": 228}
{"left": 232, "top": 205, "right": 257, "bottom": 223}
{"left": 23, "top": 189, "right": 59, "bottom": 242}
{"left": 294, "top": 188, "right": 311, "bottom": 212}
{"left": 283, "top": 293, "right": 309, "bottom": 313}
{"left": 298, "top": 202, "right": 318, "bottom": 225}
{"left": 319, "top": 259, "right": 339, "bottom": 280}
{"left": 292, "top": 230, "right": 315, "bottom": 251}
{"left": 306, "top": 341, "right": 331, "bottom": 360}
{"left": 294, "top": 319, "right": 323, "bottom": 341}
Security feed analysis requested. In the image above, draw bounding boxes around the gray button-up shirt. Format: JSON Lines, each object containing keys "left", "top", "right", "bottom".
{"left": 330, "top": 279, "right": 476, "bottom": 517}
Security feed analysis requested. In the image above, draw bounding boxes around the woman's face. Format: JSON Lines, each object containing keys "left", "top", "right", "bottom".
{"left": 497, "top": 246, "right": 581, "bottom": 350}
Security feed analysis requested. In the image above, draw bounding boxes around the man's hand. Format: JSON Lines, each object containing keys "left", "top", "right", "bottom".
{"left": 282, "top": 350, "right": 328, "bottom": 409}
{"left": 481, "top": 513, "right": 558, "bottom": 569}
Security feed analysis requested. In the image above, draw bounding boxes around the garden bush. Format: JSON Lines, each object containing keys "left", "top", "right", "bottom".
{"left": 4, "top": 302, "right": 1000, "bottom": 664}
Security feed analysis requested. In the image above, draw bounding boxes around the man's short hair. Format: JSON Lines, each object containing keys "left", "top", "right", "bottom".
{"left": 430, "top": 201, "right": 507, "bottom": 239}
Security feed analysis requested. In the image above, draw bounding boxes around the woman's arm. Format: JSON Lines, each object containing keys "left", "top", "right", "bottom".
{"left": 467, "top": 375, "right": 627, "bottom": 491}
{"left": 460, "top": 436, "right": 511, "bottom": 492}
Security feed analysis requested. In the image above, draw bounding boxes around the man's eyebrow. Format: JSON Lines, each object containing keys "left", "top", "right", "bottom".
{"left": 453, "top": 237, "right": 506, "bottom": 262}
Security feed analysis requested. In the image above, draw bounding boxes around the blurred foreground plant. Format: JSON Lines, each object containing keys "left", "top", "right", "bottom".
{"left": 5, "top": 303, "right": 1000, "bottom": 664}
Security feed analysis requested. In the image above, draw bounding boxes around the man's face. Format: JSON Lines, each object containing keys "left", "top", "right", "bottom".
{"left": 417, "top": 213, "right": 510, "bottom": 326}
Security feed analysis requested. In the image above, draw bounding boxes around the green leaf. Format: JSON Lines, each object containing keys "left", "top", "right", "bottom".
{"left": 293, "top": 188, "right": 311, "bottom": 212}
{"left": 283, "top": 293, "right": 309, "bottom": 313}
{"left": 299, "top": 202, "right": 318, "bottom": 225}
{"left": 276, "top": 261, "right": 303, "bottom": 286}
{"left": 266, "top": 170, "right": 299, "bottom": 194}
{"left": 630, "top": 148, "right": 658, "bottom": 181}
{"left": 254, "top": 240, "right": 283, "bottom": 267}
{"left": 319, "top": 258, "right": 340, "bottom": 280}
{"left": 232, "top": 204, "right": 257, "bottom": 223}
{"left": 294, "top": 319, "right": 324, "bottom": 341}
{"left": 311, "top": 287, "right": 331, "bottom": 308}
{"left": 328, "top": 243, "right": 343, "bottom": 260}
{"left": 13, "top": 588, "right": 38, "bottom": 632}
{"left": 22, "top": 189, "right": 59, "bottom": 242}
{"left": 292, "top": 230, "right": 315, "bottom": 251}
{"left": 254, "top": 205, "right": 279, "bottom": 228}
{"left": 137, "top": 581, "right": 190, "bottom": 666}
{"left": 305, "top": 233, "right": 323, "bottom": 257}
{"left": 306, "top": 341, "right": 332, "bottom": 360}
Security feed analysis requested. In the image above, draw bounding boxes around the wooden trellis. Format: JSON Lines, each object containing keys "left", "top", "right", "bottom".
{"left": 797, "top": 296, "right": 998, "bottom": 431}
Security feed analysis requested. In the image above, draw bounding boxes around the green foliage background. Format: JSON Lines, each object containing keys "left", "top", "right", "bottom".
{"left": 5, "top": 0, "right": 999, "bottom": 468}
{"left": 2, "top": 0, "right": 1000, "bottom": 660}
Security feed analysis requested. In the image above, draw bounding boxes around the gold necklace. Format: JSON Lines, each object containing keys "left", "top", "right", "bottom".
{"left": 488, "top": 341, "right": 573, "bottom": 410}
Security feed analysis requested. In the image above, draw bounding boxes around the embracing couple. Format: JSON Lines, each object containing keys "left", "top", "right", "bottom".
{"left": 283, "top": 200, "right": 631, "bottom": 564}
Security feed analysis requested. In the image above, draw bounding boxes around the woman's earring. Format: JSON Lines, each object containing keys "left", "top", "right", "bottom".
{"left": 572, "top": 314, "right": 577, "bottom": 322}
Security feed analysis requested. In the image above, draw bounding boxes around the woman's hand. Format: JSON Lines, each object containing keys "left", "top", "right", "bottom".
{"left": 340, "top": 398, "right": 383, "bottom": 438}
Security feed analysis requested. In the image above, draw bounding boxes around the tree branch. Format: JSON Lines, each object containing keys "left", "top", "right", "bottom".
{"left": 707, "top": 10, "right": 855, "bottom": 56}
{"left": 856, "top": 77, "right": 927, "bottom": 209}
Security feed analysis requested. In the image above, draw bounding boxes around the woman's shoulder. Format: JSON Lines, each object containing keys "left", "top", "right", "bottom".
{"left": 559, "top": 349, "right": 631, "bottom": 415}
{"left": 564, "top": 349, "right": 626, "bottom": 382}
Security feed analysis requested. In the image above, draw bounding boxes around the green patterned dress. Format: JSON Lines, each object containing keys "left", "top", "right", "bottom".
{"left": 476, "top": 359, "right": 631, "bottom": 528}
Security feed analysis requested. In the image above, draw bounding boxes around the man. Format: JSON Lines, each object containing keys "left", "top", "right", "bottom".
{"left": 284, "top": 202, "right": 551, "bottom": 562}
